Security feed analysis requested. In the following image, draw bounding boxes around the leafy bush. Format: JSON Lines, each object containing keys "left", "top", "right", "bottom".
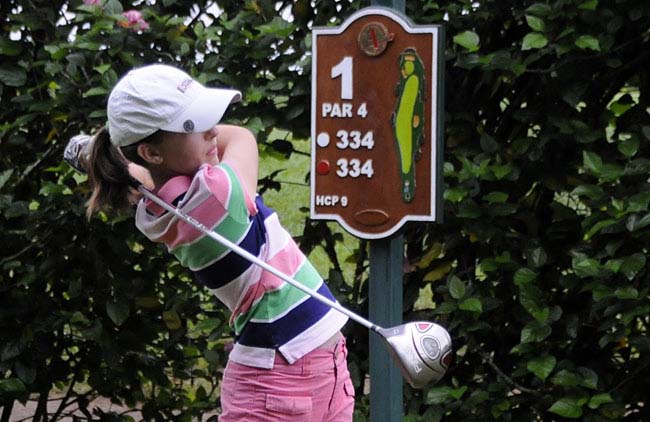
{"left": 1, "top": 0, "right": 648, "bottom": 420}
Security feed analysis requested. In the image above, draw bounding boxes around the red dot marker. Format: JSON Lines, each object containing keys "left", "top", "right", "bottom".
{"left": 317, "top": 159, "right": 330, "bottom": 175}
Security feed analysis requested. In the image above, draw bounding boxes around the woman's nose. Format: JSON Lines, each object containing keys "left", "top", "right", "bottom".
{"left": 205, "top": 126, "right": 219, "bottom": 139}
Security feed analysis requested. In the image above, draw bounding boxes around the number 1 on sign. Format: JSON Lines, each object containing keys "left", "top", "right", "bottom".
{"left": 331, "top": 56, "right": 353, "bottom": 100}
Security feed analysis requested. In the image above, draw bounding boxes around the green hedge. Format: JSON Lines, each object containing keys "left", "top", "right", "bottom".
{"left": 1, "top": 0, "right": 648, "bottom": 420}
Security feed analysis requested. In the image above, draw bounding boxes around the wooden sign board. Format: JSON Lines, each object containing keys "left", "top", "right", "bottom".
{"left": 310, "top": 7, "right": 444, "bottom": 239}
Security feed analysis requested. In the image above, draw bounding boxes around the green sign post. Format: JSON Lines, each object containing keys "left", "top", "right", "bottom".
{"left": 368, "top": 3, "right": 407, "bottom": 419}
{"left": 311, "top": 3, "right": 443, "bottom": 420}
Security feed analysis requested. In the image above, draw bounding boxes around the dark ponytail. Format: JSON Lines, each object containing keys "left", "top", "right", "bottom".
{"left": 85, "top": 127, "right": 138, "bottom": 219}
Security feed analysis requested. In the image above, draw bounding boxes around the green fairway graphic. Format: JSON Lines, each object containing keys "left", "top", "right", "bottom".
{"left": 392, "top": 47, "right": 425, "bottom": 203}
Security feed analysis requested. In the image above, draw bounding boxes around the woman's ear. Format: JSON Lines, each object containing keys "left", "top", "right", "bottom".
{"left": 137, "top": 143, "right": 163, "bottom": 165}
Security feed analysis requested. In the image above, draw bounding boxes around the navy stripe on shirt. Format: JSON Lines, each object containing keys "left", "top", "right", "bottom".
{"left": 236, "top": 283, "right": 336, "bottom": 348}
{"left": 193, "top": 196, "right": 277, "bottom": 290}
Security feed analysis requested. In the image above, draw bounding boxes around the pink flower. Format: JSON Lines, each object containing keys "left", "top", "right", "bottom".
{"left": 119, "top": 10, "right": 149, "bottom": 31}
{"left": 83, "top": 0, "right": 102, "bottom": 5}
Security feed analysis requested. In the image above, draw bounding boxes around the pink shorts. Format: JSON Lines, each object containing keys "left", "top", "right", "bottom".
{"left": 219, "top": 337, "right": 355, "bottom": 421}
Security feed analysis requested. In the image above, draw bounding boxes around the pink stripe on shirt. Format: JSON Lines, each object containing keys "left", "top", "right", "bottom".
{"left": 152, "top": 195, "right": 227, "bottom": 248}
{"left": 204, "top": 163, "right": 257, "bottom": 215}
{"left": 230, "top": 240, "right": 305, "bottom": 323}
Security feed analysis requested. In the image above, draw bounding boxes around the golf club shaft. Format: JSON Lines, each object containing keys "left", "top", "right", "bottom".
{"left": 137, "top": 185, "right": 381, "bottom": 333}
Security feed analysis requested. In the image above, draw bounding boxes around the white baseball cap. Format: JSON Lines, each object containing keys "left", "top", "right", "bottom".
{"left": 107, "top": 64, "right": 242, "bottom": 147}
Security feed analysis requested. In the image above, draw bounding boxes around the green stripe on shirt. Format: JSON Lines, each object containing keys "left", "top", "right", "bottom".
{"left": 233, "top": 260, "right": 323, "bottom": 333}
{"left": 170, "top": 164, "right": 251, "bottom": 270}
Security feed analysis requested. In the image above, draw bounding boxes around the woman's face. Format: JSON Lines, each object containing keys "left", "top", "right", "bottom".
{"left": 155, "top": 126, "right": 220, "bottom": 176}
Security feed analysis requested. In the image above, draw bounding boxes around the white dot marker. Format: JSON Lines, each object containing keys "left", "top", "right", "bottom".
{"left": 317, "top": 132, "right": 330, "bottom": 148}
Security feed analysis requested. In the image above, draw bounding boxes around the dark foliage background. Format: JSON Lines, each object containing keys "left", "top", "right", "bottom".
{"left": 1, "top": 0, "right": 649, "bottom": 420}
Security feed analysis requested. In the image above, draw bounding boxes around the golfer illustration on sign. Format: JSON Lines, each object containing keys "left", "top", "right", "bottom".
{"left": 392, "top": 47, "right": 425, "bottom": 203}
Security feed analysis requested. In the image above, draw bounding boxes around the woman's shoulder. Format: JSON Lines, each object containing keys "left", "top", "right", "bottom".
{"left": 198, "top": 163, "right": 258, "bottom": 215}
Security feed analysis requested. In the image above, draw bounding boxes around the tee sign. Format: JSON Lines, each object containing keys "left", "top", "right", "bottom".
{"left": 310, "top": 7, "right": 444, "bottom": 239}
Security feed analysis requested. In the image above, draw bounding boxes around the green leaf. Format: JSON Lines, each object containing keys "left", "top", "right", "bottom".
{"left": 575, "top": 35, "right": 600, "bottom": 51}
{"left": 578, "top": 0, "right": 598, "bottom": 10}
{"left": 257, "top": 17, "right": 296, "bottom": 37}
{"left": 624, "top": 158, "right": 650, "bottom": 176}
{"left": 526, "top": 3, "right": 552, "bottom": 16}
{"left": 193, "top": 317, "right": 221, "bottom": 334}
{"left": 484, "top": 191, "right": 508, "bottom": 203}
{"left": 618, "top": 137, "right": 639, "bottom": 157}
{"left": 163, "top": 310, "right": 182, "bottom": 330}
{"left": 459, "top": 297, "right": 482, "bottom": 313}
{"left": 0, "top": 65, "right": 27, "bottom": 87}
{"left": 449, "top": 386, "right": 468, "bottom": 399}
{"left": 75, "top": 41, "right": 104, "bottom": 51}
{"left": 532, "top": 307, "right": 550, "bottom": 323}
{"left": 453, "top": 31, "right": 480, "bottom": 52}
{"left": 0, "top": 378, "right": 26, "bottom": 394}
{"left": 548, "top": 397, "right": 585, "bottom": 418}
{"left": 244, "top": 116, "right": 265, "bottom": 135}
{"left": 577, "top": 367, "right": 598, "bottom": 389}
{"left": 627, "top": 192, "right": 650, "bottom": 212}
{"left": 104, "top": 0, "right": 124, "bottom": 14}
{"left": 526, "top": 247, "right": 547, "bottom": 268}
{"left": 551, "top": 369, "right": 580, "bottom": 386}
{"left": 424, "top": 262, "right": 453, "bottom": 282}
{"left": 527, "top": 355, "right": 556, "bottom": 380}
{"left": 583, "top": 219, "right": 617, "bottom": 240}
{"left": 491, "top": 164, "right": 513, "bottom": 179}
{"left": 588, "top": 393, "right": 614, "bottom": 409}
{"left": 643, "top": 125, "right": 650, "bottom": 140}
{"left": 457, "top": 200, "right": 482, "bottom": 218}
{"left": 43, "top": 44, "right": 67, "bottom": 60}
{"left": 604, "top": 258, "right": 623, "bottom": 273}
{"left": 425, "top": 386, "right": 467, "bottom": 404}
{"left": 514, "top": 268, "right": 537, "bottom": 285}
{"left": 135, "top": 297, "right": 162, "bottom": 308}
{"left": 525, "top": 15, "right": 545, "bottom": 32}
{"left": 599, "top": 163, "right": 623, "bottom": 182}
{"left": 444, "top": 187, "right": 468, "bottom": 202}
{"left": 521, "top": 321, "right": 551, "bottom": 343}
{"left": 0, "top": 39, "right": 22, "bottom": 56}
{"left": 582, "top": 150, "right": 603, "bottom": 173}
{"left": 572, "top": 184, "right": 605, "bottom": 199}
{"left": 522, "top": 32, "right": 548, "bottom": 50}
{"left": 416, "top": 243, "right": 443, "bottom": 268}
{"left": 0, "top": 169, "right": 14, "bottom": 190}
{"left": 106, "top": 300, "right": 130, "bottom": 326}
{"left": 572, "top": 256, "right": 601, "bottom": 278}
{"left": 83, "top": 87, "right": 108, "bottom": 97}
{"left": 448, "top": 276, "right": 466, "bottom": 299}
{"left": 626, "top": 212, "right": 650, "bottom": 232}
{"left": 615, "top": 287, "right": 638, "bottom": 299}
{"left": 425, "top": 386, "right": 452, "bottom": 404}
{"left": 621, "top": 253, "right": 645, "bottom": 280}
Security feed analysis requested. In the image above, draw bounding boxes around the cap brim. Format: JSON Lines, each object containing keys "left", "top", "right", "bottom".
{"left": 161, "top": 87, "right": 242, "bottom": 134}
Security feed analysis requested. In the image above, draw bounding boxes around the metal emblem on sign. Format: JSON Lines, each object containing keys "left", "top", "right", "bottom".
{"left": 358, "top": 22, "right": 393, "bottom": 56}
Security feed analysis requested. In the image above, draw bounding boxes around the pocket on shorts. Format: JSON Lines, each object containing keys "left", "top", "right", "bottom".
{"left": 343, "top": 378, "right": 356, "bottom": 398}
{"left": 265, "top": 394, "right": 312, "bottom": 415}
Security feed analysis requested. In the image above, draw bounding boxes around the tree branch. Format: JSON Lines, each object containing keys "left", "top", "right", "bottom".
{"left": 481, "top": 352, "right": 543, "bottom": 396}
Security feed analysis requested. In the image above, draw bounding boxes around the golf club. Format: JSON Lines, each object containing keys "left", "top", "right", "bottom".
{"left": 63, "top": 138, "right": 451, "bottom": 388}
{"left": 134, "top": 184, "right": 452, "bottom": 389}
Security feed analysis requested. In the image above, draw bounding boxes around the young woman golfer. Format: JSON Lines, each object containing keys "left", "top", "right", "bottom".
{"left": 69, "top": 63, "right": 355, "bottom": 421}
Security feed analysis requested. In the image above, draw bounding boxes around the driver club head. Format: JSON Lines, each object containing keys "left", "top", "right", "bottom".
{"left": 378, "top": 321, "right": 452, "bottom": 389}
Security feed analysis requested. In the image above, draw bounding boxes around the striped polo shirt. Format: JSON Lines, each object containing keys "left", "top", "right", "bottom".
{"left": 135, "top": 162, "right": 348, "bottom": 369}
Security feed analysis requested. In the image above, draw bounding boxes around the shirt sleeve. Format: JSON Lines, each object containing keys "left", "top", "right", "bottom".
{"left": 199, "top": 162, "right": 258, "bottom": 219}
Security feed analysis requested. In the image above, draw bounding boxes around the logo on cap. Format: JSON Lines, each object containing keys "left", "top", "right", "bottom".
{"left": 183, "top": 120, "right": 195, "bottom": 132}
{"left": 177, "top": 79, "right": 193, "bottom": 93}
